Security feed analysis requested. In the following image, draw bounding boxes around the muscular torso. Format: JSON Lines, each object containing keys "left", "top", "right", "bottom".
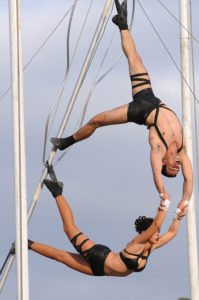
{"left": 146, "top": 104, "right": 183, "bottom": 155}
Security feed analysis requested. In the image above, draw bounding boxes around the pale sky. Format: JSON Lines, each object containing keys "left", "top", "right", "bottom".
{"left": 0, "top": 1, "right": 199, "bottom": 299}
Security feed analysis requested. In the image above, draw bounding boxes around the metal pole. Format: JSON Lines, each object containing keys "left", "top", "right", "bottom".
{"left": 0, "top": 0, "right": 113, "bottom": 293}
{"left": 180, "top": 1, "right": 199, "bottom": 299}
{"left": 9, "top": 0, "right": 29, "bottom": 299}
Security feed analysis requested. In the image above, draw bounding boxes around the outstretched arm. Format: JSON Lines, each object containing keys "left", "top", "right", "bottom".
{"left": 152, "top": 214, "right": 182, "bottom": 250}
{"left": 177, "top": 142, "right": 193, "bottom": 216}
{"left": 133, "top": 196, "right": 170, "bottom": 244}
{"left": 150, "top": 135, "right": 168, "bottom": 196}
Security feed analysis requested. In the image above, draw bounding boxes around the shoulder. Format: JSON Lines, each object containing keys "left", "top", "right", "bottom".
{"left": 149, "top": 134, "right": 162, "bottom": 149}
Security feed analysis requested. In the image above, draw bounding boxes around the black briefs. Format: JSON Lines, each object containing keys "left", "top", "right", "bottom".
{"left": 84, "top": 244, "right": 111, "bottom": 276}
{"left": 127, "top": 88, "right": 161, "bottom": 125}
{"left": 71, "top": 232, "right": 111, "bottom": 276}
{"left": 127, "top": 88, "right": 183, "bottom": 151}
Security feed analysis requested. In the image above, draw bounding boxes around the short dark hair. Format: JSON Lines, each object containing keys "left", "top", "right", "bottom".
{"left": 134, "top": 216, "right": 154, "bottom": 234}
{"left": 161, "top": 165, "right": 176, "bottom": 178}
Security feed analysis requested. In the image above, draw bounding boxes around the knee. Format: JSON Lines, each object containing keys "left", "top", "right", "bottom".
{"left": 63, "top": 224, "right": 78, "bottom": 240}
{"left": 55, "top": 250, "right": 66, "bottom": 262}
{"left": 88, "top": 113, "right": 104, "bottom": 128}
{"left": 63, "top": 225, "right": 74, "bottom": 238}
{"left": 63, "top": 225, "right": 69, "bottom": 236}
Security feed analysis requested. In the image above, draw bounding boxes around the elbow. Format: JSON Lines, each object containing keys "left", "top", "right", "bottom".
{"left": 156, "top": 223, "right": 161, "bottom": 232}
{"left": 184, "top": 174, "right": 193, "bottom": 188}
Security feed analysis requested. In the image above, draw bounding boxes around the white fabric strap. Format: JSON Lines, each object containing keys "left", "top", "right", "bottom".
{"left": 174, "top": 200, "right": 189, "bottom": 219}
{"left": 174, "top": 208, "right": 181, "bottom": 219}
{"left": 184, "top": 200, "right": 189, "bottom": 207}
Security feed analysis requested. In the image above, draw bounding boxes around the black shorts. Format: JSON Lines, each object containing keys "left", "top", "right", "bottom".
{"left": 127, "top": 88, "right": 162, "bottom": 125}
{"left": 84, "top": 244, "right": 111, "bottom": 276}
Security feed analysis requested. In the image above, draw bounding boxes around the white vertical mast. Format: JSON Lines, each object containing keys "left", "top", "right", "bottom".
{"left": 180, "top": 1, "right": 199, "bottom": 299}
{"left": 9, "top": 0, "right": 29, "bottom": 299}
{"left": 0, "top": 0, "right": 113, "bottom": 293}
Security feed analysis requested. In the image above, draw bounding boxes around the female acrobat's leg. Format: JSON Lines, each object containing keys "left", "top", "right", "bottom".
{"left": 29, "top": 241, "right": 94, "bottom": 275}
{"left": 29, "top": 180, "right": 95, "bottom": 275}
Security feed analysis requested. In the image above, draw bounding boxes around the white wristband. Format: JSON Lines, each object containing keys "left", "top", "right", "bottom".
{"left": 174, "top": 208, "right": 181, "bottom": 219}
{"left": 159, "top": 193, "right": 164, "bottom": 197}
{"left": 184, "top": 200, "right": 189, "bottom": 207}
{"left": 160, "top": 199, "right": 170, "bottom": 211}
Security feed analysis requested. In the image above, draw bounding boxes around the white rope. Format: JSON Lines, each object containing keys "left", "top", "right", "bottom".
{"left": 137, "top": 0, "right": 199, "bottom": 105}
{"left": 0, "top": 5, "right": 73, "bottom": 102}
{"left": 42, "top": 0, "right": 95, "bottom": 164}
{"left": 79, "top": 0, "right": 135, "bottom": 126}
{"left": 155, "top": 0, "right": 199, "bottom": 44}
{"left": 42, "top": 0, "right": 79, "bottom": 163}
{"left": 54, "top": 0, "right": 136, "bottom": 164}
{"left": 0, "top": 1, "right": 114, "bottom": 292}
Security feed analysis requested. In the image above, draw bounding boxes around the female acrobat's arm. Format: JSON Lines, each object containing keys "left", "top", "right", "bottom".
{"left": 133, "top": 196, "right": 170, "bottom": 244}
{"left": 152, "top": 210, "right": 183, "bottom": 250}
